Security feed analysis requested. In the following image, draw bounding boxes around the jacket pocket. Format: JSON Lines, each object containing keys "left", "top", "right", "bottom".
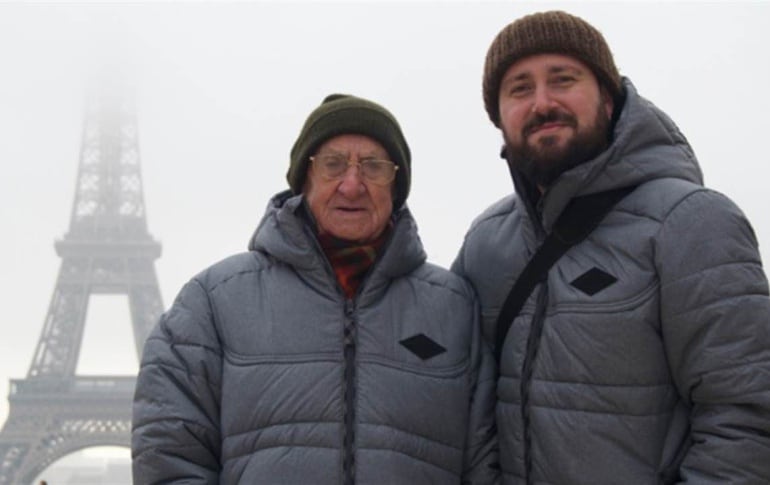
{"left": 360, "top": 354, "right": 470, "bottom": 379}
{"left": 223, "top": 349, "right": 342, "bottom": 366}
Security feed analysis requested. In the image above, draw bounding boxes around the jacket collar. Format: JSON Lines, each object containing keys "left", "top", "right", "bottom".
{"left": 249, "top": 190, "right": 426, "bottom": 300}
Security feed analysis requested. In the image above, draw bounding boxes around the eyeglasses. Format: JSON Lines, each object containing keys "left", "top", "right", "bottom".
{"left": 310, "top": 154, "right": 399, "bottom": 186}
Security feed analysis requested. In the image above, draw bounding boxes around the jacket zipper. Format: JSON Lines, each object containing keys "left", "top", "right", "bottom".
{"left": 521, "top": 283, "right": 549, "bottom": 485}
{"left": 301, "top": 209, "right": 400, "bottom": 484}
{"left": 342, "top": 299, "right": 357, "bottom": 485}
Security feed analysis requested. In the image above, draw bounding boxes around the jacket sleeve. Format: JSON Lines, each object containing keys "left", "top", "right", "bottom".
{"left": 657, "top": 189, "right": 770, "bottom": 483}
{"left": 132, "top": 278, "right": 223, "bottom": 484}
{"left": 462, "top": 298, "right": 501, "bottom": 484}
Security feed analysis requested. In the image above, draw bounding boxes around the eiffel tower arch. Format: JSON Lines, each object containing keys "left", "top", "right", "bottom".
{"left": 0, "top": 82, "right": 164, "bottom": 484}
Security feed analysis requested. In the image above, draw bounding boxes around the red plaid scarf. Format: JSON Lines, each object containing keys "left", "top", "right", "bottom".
{"left": 318, "top": 226, "right": 391, "bottom": 298}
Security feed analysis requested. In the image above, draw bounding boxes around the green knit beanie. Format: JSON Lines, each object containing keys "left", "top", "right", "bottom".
{"left": 483, "top": 10, "right": 622, "bottom": 127}
{"left": 288, "top": 94, "right": 411, "bottom": 210}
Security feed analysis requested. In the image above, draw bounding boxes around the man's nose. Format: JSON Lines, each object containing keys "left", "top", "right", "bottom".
{"left": 336, "top": 163, "right": 366, "bottom": 197}
{"left": 531, "top": 85, "right": 556, "bottom": 115}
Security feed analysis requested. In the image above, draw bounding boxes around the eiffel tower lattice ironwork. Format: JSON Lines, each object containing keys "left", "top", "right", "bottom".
{"left": 0, "top": 86, "right": 163, "bottom": 484}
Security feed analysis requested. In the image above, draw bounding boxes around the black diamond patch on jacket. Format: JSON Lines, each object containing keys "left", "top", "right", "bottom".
{"left": 399, "top": 334, "right": 446, "bottom": 360}
{"left": 571, "top": 267, "right": 618, "bottom": 296}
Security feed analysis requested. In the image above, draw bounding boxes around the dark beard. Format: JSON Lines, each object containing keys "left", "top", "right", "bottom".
{"left": 504, "top": 103, "right": 611, "bottom": 188}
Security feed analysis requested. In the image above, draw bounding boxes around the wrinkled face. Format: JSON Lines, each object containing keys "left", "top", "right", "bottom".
{"left": 303, "top": 134, "right": 394, "bottom": 243}
{"left": 498, "top": 53, "right": 614, "bottom": 189}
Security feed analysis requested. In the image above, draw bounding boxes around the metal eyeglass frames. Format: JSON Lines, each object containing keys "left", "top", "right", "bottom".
{"left": 310, "top": 154, "right": 398, "bottom": 186}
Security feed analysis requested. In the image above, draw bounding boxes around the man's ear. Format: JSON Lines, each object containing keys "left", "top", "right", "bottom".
{"left": 601, "top": 87, "right": 614, "bottom": 120}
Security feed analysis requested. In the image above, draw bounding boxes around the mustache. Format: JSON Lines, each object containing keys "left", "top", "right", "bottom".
{"left": 523, "top": 110, "right": 577, "bottom": 136}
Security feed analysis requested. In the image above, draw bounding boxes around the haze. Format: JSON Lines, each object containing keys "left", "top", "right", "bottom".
{"left": 1, "top": 0, "right": 768, "bottom": 459}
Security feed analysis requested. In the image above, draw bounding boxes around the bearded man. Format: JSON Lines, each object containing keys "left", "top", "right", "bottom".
{"left": 452, "top": 10, "right": 770, "bottom": 485}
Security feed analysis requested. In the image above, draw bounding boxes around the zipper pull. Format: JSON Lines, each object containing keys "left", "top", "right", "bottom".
{"left": 343, "top": 299, "right": 356, "bottom": 347}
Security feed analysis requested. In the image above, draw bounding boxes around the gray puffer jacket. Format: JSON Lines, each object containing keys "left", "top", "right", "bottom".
{"left": 452, "top": 79, "right": 770, "bottom": 484}
{"left": 132, "top": 192, "right": 498, "bottom": 484}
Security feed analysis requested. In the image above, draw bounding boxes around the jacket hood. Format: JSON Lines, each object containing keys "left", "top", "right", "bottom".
{"left": 517, "top": 78, "right": 703, "bottom": 231}
{"left": 248, "top": 190, "right": 427, "bottom": 296}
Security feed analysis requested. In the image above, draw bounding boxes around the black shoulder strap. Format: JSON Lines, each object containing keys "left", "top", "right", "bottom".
{"left": 494, "top": 185, "right": 637, "bottom": 361}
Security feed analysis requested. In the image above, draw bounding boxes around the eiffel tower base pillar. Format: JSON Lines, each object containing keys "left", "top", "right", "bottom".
{"left": 0, "top": 377, "right": 135, "bottom": 484}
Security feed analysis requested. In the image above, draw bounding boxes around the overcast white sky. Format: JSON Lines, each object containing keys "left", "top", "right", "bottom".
{"left": 1, "top": 0, "right": 768, "bottom": 442}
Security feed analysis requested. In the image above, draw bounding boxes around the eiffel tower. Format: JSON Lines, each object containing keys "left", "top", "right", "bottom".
{"left": 0, "top": 81, "right": 163, "bottom": 484}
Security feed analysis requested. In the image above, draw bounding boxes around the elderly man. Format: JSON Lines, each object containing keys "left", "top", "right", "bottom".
{"left": 452, "top": 10, "right": 770, "bottom": 485}
{"left": 132, "top": 94, "right": 498, "bottom": 484}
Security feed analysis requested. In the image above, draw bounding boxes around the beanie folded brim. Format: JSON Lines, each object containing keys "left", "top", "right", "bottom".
{"left": 287, "top": 94, "right": 411, "bottom": 210}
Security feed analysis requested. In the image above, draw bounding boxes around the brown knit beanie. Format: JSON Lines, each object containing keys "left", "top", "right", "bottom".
{"left": 288, "top": 94, "right": 411, "bottom": 210}
{"left": 483, "top": 10, "right": 622, "bottom": 127}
